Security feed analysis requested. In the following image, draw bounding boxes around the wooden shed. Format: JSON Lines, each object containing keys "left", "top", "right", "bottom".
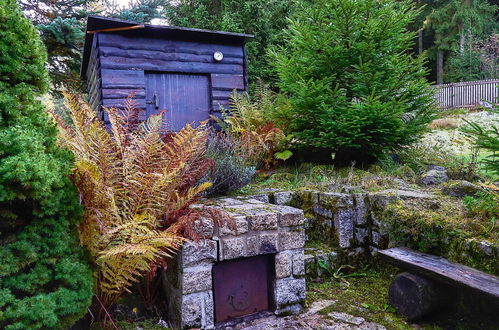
{"left": 81, "top": 16, "right": 252, "bottom": 131}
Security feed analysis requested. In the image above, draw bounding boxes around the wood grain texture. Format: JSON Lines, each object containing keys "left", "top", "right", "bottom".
{"left": 101, "top": 69, "right": 145, "bottom": 89}
{"left": 98, "top": 33, "right": 244, "bottom": 58}
{"left": 379, "top": 247, "right": 499, "bottom": 299}
{"left": 100, "top": 56, "right": 243, "bottom": 74}
{"left": 99, "top": 47, "right": 243, "bottom": 65}
{"left": 102, "top": 88, "right": 146, "bottom": 99}
{"left": 211, "top": 74, "right": 245, "bottom": 90}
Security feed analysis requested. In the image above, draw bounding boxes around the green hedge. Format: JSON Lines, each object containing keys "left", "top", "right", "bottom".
{"left": 0, "top": 1, "right": 93, "bottom": 328}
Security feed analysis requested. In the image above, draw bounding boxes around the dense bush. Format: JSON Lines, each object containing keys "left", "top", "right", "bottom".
{"left": 163, "top": 0, "right": 299, "bottom": 86}
{"left": 201, "top": 131, "right": 256, "bottom": 196}
{"left": 214, "top": 85, "right": 292, "bottom": 169}
{"left": 272, "top": 0, "right": 436, "bottom": 163}
{"left": 53, "top": 95, "right": 230, "bottom": 312}
{"left": 0, "top": 1, "right": 93, "bottom": 328}
{"left": 463, "top": 107, "right": 499, "bottom": 176}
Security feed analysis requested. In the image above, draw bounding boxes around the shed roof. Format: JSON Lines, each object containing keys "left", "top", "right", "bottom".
{"left": 81, "top": 15, "right": 253, "bottom": 78}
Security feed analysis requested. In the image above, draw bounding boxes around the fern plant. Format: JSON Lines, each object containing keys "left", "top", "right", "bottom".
{"left": 214, "top": 84, "right": 293, "bottom": 169}
{"left": 51, "top": 94, "right": 220, "bottom": 309}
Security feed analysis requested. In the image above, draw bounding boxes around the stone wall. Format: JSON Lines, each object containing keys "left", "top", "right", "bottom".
{"left": 246, "top": 187, "right": 499, "bottom": 275}
{"left": 162, "top": 198, "right": 307, "bottom": 329}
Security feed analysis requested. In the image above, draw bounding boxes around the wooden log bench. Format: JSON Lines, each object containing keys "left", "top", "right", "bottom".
{"left": 379, "top": 247, "right": 499, "bottom": 320}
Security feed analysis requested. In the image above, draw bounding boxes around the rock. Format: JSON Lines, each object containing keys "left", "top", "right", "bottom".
{"left": 181, "top": 240, "right": 218, "bottom": 267}
{"left": 245, "top": 209, "right": 278, "bottom": 231}
{"left": 428, "top": 165, "right": 446, "bottom": 171}
{"left": 292, "top": 250, "right": 305, "bottom": 276}
{"left": 477, "top": 241, "right": 494, "bottom": 256}
{"left": 328, "top": 312, "right": 365, "bottom": 326}
{"left": 333, "top": 209, "right": 355, "bottom": 248}
{"left": 420, "top": 169, "right": 448, "bottom": 185}
{"left": 302, "top": 300, "right": 336, "bottom": 317}
{"left": 441, "top": 180, "right": 482, "bottom": 197}
{"left": 181, "top": 265, "right": 212, "bottom": 294}
{"left": 279, "top": 229, "right": 306, "bottom": 250}
{"left": 245, "top": 194, "right": 270, "bottom": 203}
{"left": 220, "top": 237, "right": 245, "bottom": 260}
{"left": 275, "top": 251, "right": 292, "bottom": 278}
{"left": 274, "top": 191, "right": 295, "bottom": 205}
{"left": 274, "top": 278, "right": 306, "bottom": 307}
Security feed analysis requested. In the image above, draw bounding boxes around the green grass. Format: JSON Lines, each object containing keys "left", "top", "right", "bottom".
{"left": 306, "top": 264, "right": 498, "bottom": 330}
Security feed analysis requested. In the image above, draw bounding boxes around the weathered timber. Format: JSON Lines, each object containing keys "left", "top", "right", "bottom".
{"left": 99, "top": 47, "right": 243, "bottom": 65}
{"left": 379, "top": 248, "right": 499, "bottom": 300}
{"left": 98, "top": 33, "right": 244, "bottom": 57}
{"left": 101, "top": 69, "right": 145, "bottom": 89}
{"left": 211, "top": 74, "right": 245, "bottom": 90}
{"left": 100, "top": 56, "right": 244, "bottom": 74}
{"left": 102, "top": 88, "right": 146, "bottom": 99}
{"left": 389, "top": 272, "right": 452, "bottom": 320}
{"left": 82, "top": 16, "right": 250, "bottom": 130}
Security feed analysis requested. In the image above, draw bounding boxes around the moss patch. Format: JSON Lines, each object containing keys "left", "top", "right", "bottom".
{"left": 306, "top": 264, "right": 498, "bottom": 330}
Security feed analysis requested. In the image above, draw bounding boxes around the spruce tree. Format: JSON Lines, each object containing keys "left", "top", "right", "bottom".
{"left": 272, "top": 0, "right": 436, "bottom": 163}
{"left": 0, "top": 1, "right": 93, "bottom": 328}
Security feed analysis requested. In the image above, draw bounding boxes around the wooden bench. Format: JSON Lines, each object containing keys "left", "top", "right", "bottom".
{"left": 379, "top": 247, "right": 499, "bottom": 320}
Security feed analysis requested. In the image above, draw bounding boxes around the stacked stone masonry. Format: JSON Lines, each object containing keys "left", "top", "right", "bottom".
{"left": 162, "top": 198, "right": 307, "bottom": 329}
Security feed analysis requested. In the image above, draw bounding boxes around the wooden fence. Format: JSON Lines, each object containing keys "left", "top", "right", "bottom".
{"left": 434, "top": 79, "right": 498, "bottom": 109}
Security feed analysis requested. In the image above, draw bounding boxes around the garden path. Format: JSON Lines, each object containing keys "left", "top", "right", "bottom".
{"left": 218, "top": 300, "right": 386, "bottom": 330}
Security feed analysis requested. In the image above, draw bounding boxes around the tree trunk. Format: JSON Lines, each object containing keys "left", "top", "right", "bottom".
{"left": 437, "top": 50, "right": 444, "bottom": 84}
{"left": 389, "top": 272, "right": 452, "bottom": 321}
{"left": 418, "top": 29, "right": 423, "bottom": 54}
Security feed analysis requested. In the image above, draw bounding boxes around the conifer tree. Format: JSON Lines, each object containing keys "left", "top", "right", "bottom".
{"left": 0, "top": 1, "right": 93, "bottom": 328}
{"left": 272, "top": 0, "right": 436, "bottom": 163}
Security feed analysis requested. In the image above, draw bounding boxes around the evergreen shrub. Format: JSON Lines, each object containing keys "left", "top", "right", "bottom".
{"left": 0, "top": 1, "right": 93, "bottom": 328}
{"left": 272, "top": 0, "right": 436, "bottom": 163}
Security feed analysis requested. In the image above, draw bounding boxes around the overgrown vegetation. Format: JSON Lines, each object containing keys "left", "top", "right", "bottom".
{"left": 271, "top": 0, "right": 436, "bottom": 163}
{"left": 0, "top": 1, "right": 93, "bottom": 328}
{"left": 201, "top": 130, "right": 256, "bottom": 196}
{"left": 51, "top": 95, "right": 230, "bottom": 318}
{"left": 214, "top": 85, "right": 292, "bottom": 169}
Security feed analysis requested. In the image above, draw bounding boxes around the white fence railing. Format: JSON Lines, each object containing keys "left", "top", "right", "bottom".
{"left": 434, "top": 79, "right": 498, "bottom": 109}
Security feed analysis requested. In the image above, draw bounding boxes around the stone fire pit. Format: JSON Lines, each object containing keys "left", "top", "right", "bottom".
{"left": 162, "top": 197, "right": 306, "bottom": 329}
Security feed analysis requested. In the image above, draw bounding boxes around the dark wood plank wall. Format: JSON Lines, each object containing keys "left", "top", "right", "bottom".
{"left": 86, "top": 35, "right": 102, "bottom": 114}
{"left": 92, "top": 33, "right": 246, "bottom": 120}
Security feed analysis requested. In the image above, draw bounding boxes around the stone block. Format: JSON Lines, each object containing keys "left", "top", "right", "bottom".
{"left": 246, "top": 209, "right": 278, "bottom": 231}
{"left": 181, "top": 291, "right": 214, "bottom": 329}
{"left": 296, "top": 189, "right": 319, "bottom": 204}
{"left": 275, "top": 251, "right": 292, "bottom": 278}
{"left": 334, "top": 209, "right": 354, "bottom": 248}
{"left": 372, "top": 231, "right": 382, "bottom": 247}
{"left": 182, "top": 266, "right": 212, "bottom": 294}
{"left": 260, "top": 232, "right": 279, "bottom": 254}
{"left": 304, "top": 254, "right": 315, "bottom": 275}
{"left": 215, "top": 197, "right": 245, "bottom": 207}
{"left": 245, "top": 235, "right": 259, "bottom": 257}
{"left": 219, "top": 215, "right": 248, "bottom": 236}
{"left": 355, "top": 227, "right": 368, "bottom": 245}
{"left": 313, "top": 205, "right": 333, "bottom": 219}
{"left": 292, "top": 250, "right": 305, "bottom": 276}
{"left": 221, "top": 237, "right": 245, "bottom": 260}
{"left": 274, "top": 278, "right": 306, "bottom": 307}
{"left": 275, "top": 303, "right": 302, "bottom": 315}
{"left": 279, "top": 229, "right": 306, "bottom": 250}
{"left": 181, "top": 240, "right": 217, "bottom": 267}
{"left": 274, "top": 191, "right": 295, "bottom": 205}
{"left": 275, "top": 205, "right": 305, "bottom": 227}
{"left": 246, "top": 194, "right": 270, "bottom": 203}
{"left": 353, "top": 194, "right": 369, "bottom": 225}
{"left": 191, "top": 217, "right": 214, "bottom": 238}
{"left": 319, "top": 192, "right": 353, "bottom": 208}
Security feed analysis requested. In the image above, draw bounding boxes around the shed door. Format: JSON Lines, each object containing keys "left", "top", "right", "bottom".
{"left": 145, "top": 73, "right": 210, "bottom": 131}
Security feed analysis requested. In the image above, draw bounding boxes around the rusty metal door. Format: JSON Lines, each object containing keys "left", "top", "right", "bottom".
{"left": 145, "top": 73, "right": 210, "bottom": 131}
{"left": 213, "top": 255, "right": 273, "bottom": 323}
